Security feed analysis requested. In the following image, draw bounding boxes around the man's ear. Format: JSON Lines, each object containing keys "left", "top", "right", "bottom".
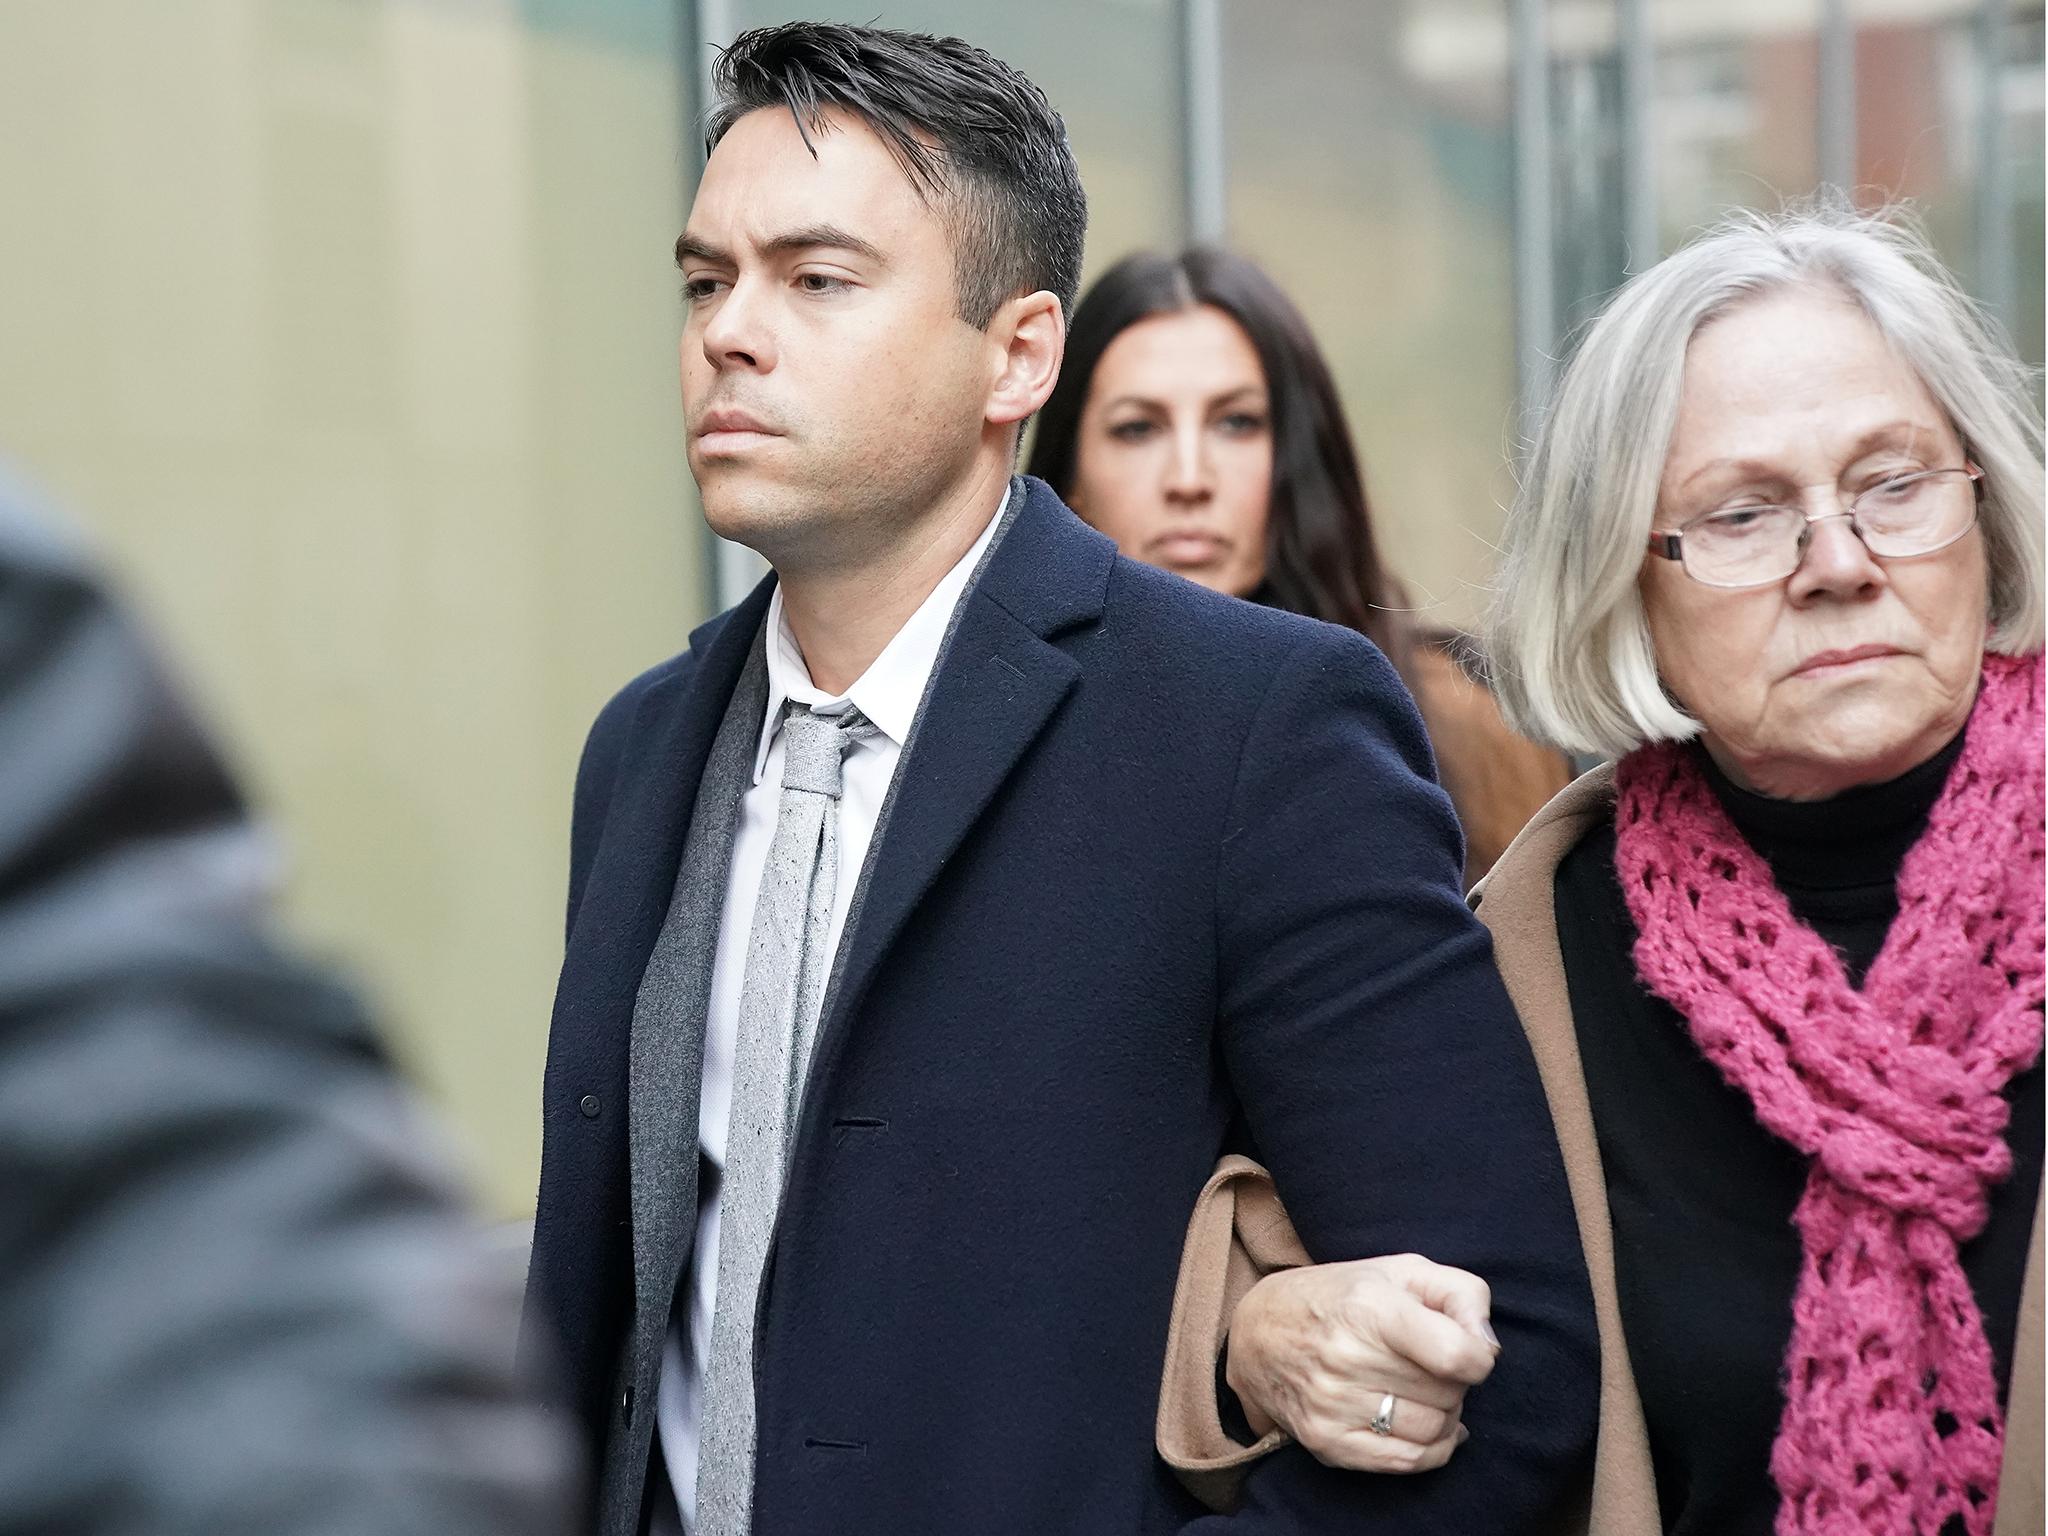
{"left": 986, "top": 290, "right": 1065, "bottom": 429}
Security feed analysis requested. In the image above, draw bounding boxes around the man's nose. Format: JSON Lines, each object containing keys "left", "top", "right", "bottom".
{"left": 700, "top": 278, "right": 775, "bottom": 372}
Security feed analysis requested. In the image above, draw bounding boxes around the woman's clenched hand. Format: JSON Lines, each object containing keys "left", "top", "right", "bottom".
{"left": 1225, "top": 1253, "right": 1500, "bottom": 1474}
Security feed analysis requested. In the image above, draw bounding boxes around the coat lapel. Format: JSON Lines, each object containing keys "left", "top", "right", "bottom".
{"left": 1473, "top": 765, "right": 1663, "bottom": 1536}
{"left": 626, "top": 625, "right": 769, "bottom": 1330}
{"left": 808, "top": 479, "right": 1113, "bottom": 1090}
{"left": 566, "top": 582, "right": 775, "bottom": 992}
{"left": 553, "top": 578, "right": 775, "bottom": 1244}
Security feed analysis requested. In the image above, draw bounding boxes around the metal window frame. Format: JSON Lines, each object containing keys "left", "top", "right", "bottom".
{"left": 1818, "top": 0, "right": 1857, "bottom": 195}
{"left": 1974, "top": 0, "right": 2016, "bottom": 329}
{"left": 687, "top": 0, "right": 770, "bottom": 614}
{"left": 1178, "top": 0, "right": 1228, "bottom": 245}
{"left": 1619, "top": 0, "right": 1658, "bottom": 271}
{"left": 1512, "top": 0, "right": 1558, "bottom": 419}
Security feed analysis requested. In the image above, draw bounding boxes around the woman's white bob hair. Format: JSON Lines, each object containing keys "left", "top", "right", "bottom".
{"left": 1488, "top": 199, "right": 2045, "bottom": 760}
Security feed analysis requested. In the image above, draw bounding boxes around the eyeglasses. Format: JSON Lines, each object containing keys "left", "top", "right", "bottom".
{"left": 1647, "top": 465, "right": 1985, "bottom": 589}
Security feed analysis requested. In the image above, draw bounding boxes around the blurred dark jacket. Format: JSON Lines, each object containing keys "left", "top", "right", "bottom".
{"left": 0, "top": 465, "right": 580, "bottom": 1535}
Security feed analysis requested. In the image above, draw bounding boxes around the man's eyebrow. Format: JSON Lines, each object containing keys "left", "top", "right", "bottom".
{"left": 759, "top": 224, "right": 887, "bottom": 265}
{"left": 674, "top": 233, "right": 730, "bottom": 269}
{"left": 673, "top": 225, "right": 886, "bottom": 270}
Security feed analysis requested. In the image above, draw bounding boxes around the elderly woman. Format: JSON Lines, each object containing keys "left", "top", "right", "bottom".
{"left": 1164, "top": 204, "right": 2044, "bottom": 1536}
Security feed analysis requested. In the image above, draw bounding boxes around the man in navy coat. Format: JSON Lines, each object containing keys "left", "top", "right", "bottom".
{"left": 523, "top": 22, "right": 1596, "bottom": 1536}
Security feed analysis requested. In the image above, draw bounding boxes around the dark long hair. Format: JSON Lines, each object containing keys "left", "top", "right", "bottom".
{"left": 1028, "top": 247, "right": 1409, "bottom": 664}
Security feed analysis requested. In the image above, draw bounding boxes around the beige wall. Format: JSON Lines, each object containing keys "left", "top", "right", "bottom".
{"left": 0, "top": 0, "right": 702, "bottom": 1216}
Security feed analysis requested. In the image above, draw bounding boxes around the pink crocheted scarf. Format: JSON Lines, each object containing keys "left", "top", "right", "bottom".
{"left": 1612, "top": 651, "right": 2045, "bottom": 1536}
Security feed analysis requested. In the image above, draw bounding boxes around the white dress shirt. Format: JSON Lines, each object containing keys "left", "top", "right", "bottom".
{"left": 656, "top": 492, "right": 1007, "bottom": 1529}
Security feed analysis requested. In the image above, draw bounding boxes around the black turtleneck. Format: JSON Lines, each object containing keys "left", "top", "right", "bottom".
{"left": 1554, "top": 735, "right": 2044, "bottom": 1536}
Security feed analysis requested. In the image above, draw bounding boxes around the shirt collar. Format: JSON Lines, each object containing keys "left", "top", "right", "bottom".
{"left": 751, "top": 485, "right": 1009, "bottom": 784}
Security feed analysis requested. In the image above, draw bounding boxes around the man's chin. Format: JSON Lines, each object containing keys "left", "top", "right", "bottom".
{"left": 697, "top": 478, "right": 811, "bottom": 557}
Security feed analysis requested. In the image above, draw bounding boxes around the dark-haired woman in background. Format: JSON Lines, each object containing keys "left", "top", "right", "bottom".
{"left": 1029, "top": 248, "right": 1567, "bottom": 884}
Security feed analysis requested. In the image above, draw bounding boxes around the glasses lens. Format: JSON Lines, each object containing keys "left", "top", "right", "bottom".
{"left": 1682, "top": 505, "right": 1804, "bottom": 586}
{"left": 1853, "top": 469, "right": 1977, "bottom": 554}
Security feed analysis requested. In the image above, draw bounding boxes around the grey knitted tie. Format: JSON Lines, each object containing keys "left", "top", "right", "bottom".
{"left": 695, "top": 703, "right": 877, "bottom": 1535}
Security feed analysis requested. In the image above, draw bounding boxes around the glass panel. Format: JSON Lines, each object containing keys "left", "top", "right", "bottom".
{"left": 1221, "top": 0, "right": 1518, "bottom": 632}
{"left": 0, "top": 0, "right": 699, "bottom": 1216}
{"left": 1842, "top": 0, "right": 2044, "bottom": 366}
{"left": 1651, "top": 0, "right": 1824, "bottom": 243}
{"left": 1550, "top": 0, "right": 1632, "bottom": 335}
{"left": 1528, "top": 0, "right": 2044, "bottom": 372}
{"left": 1847, "top": 1, "right": 1981, "bottom": 265}
{"left": 1998, "top": 6, "right": 2046, "bottom": 365}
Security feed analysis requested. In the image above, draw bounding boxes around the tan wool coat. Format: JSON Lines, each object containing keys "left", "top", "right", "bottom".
{"left": 1160, "top": 766, "right": 2045, "bottom": 1534}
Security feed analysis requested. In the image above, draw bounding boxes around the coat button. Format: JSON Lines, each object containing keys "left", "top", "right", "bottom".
{"left": 579, "top": 1094, "right": 601, "bottom": 1119}
{"left": 622, "top": 1386, "right": 635, "bottom": 1420}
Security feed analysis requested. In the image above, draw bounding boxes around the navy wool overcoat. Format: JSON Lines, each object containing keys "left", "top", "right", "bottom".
{"left": 524, "top": 477, "right": 1597, "bottom": 1535}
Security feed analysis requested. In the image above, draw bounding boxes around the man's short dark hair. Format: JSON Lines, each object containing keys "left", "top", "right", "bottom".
{"left": 706, "top": 22, "right": 1087, "bottom": 331}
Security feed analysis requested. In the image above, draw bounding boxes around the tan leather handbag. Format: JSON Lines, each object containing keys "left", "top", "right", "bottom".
{"left": 1155, "top": 1155, "right": 1308, "bottom": 1510}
